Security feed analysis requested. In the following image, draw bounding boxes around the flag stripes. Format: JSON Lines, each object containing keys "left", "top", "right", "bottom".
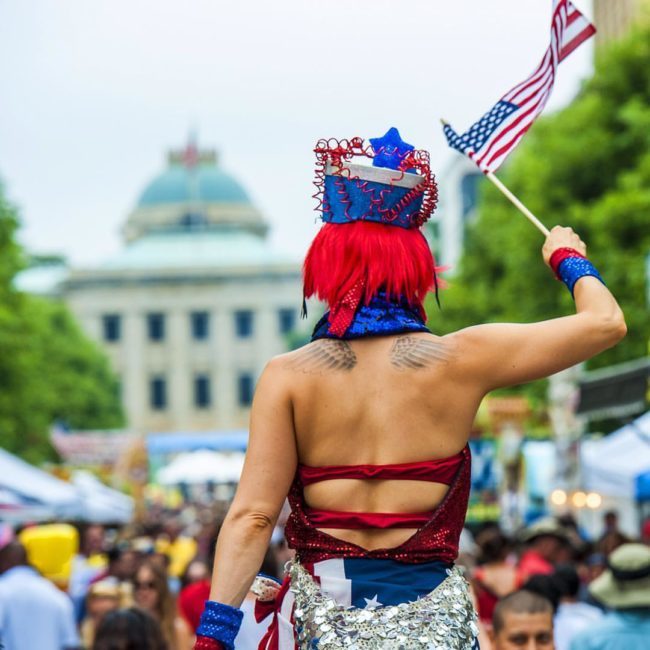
{"left": 443, "top": 1, "right": 595, "bottom": 174}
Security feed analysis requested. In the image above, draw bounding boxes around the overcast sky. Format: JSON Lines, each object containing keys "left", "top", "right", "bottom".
{"left": 0, "top": 0, "right": 595, "bottom": 267}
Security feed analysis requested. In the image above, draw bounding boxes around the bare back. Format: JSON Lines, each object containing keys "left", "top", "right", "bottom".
{"left": 283, "top": 331, "right": 482, "bottom": 549}
{"left": 209, "top": 228, "right": 626, "bottom": 606}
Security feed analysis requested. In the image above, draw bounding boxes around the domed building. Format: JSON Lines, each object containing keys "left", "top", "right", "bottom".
{"left": 62, "top": 140, "right": 303, "bottom": 433}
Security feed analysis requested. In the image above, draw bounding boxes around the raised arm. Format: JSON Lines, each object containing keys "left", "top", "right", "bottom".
{"left": 207, "top": 359, "right": 297, "bottom": 606}
{"left": 446, "top": 226, "right": 626, "bottom": 392}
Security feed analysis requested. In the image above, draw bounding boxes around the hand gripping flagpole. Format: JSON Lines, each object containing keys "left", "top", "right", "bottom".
{"left": 441, "top": 120, "right": 549, "bottom": 237}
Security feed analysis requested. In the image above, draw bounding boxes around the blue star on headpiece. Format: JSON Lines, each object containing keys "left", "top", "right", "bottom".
{"left": 369, "top": 127, "right": 414, "bottom": 170}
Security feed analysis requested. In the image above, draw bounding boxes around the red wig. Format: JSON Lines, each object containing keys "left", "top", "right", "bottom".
{"left": 303, "top": 221, "right": 441, "bottom": 317}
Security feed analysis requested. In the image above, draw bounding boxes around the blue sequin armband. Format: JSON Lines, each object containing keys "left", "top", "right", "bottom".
{"left": 557, "top": 256, "right": 605, "bottom": 297}
{"left": 196, "top": 600, "right": 243, "bottom": 649}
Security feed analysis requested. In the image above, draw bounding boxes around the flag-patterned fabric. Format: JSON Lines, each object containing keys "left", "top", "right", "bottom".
{"left": 443, "top": 0, "right": 595, "bottom": 173}
{"left": 256, "top": 558, "right": 478, "bottom": 649}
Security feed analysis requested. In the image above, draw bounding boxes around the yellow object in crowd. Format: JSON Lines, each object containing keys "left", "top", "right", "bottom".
{"left": 19, "top": 523, "right": 79, "bottom": 587}
{"left": 156, "top": 535, "right": 198, "bottom": 578}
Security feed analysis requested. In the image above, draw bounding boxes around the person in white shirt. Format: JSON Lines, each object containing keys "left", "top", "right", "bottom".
{"left": 553, "top": 564, "right": 603, "bottom": 650}
{"left": 0, "top": 539, "right": 80, "bottom": 650}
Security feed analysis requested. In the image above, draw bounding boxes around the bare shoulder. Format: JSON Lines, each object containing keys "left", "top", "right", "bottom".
{"left": 388, "top": 332, "right": 457, "bottom": 370}
{"left": 272, "top": 339, "right": 358, "bottom": 375}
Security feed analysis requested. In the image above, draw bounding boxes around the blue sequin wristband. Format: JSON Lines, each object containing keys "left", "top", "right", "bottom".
{"left": 196, "top": 600, "right": 243, "bottom": 650}
{"left": 557, "top": 256, "right": 605, "bottom": 297}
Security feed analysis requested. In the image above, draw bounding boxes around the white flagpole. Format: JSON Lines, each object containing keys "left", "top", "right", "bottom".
{"left": 485, "top": 172, "right": 549, "bottom": 236}
{"left": 441, "top": 119, "right": 549, "bottom": 237}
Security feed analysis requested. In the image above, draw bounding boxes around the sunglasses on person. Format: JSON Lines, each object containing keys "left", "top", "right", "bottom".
{"left": 134, "top": 580, "right": 156, "bottom": 590}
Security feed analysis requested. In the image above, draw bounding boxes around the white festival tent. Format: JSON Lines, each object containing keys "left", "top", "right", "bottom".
{"left": 0, "top": 448, "right": 81, "bottom": 520}
{"left": 157, "top": 450, "right": 245, "bottom": 485}
{"left": 0, "top": 448, "right": 133, "bottom": 523}
{"left": 71, "top": 470, "right": 134, "bottom": 524}
{"left": 581, "top": 410, "right": 650, "bottom": 498}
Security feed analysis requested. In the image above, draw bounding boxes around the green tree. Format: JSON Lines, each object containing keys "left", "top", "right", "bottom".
{"left": 428, "top": 25, "right": 650, "bottom": 395}
{"left": 0, "top": 182, "right": 123, "bottom": 463}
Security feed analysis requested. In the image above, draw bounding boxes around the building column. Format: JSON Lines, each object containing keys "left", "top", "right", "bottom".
{"left": 169, "top": 309, "right": 190, "bottom": 430}
{"left": 123, "top": 311, "right": 145, "bottom": 432}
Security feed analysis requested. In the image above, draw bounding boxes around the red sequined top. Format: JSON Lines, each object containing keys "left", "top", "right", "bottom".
{"left": 284, "top": 445, "right": 471, "bottom": 564}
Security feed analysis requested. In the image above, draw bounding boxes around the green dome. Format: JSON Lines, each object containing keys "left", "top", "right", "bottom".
{"left": 138, "top": 164, "right": 251, "bottom": 207}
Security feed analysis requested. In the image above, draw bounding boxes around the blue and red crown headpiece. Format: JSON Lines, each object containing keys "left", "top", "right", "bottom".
{"left": 314, "top": 128, "right": 438, "bottom": 228}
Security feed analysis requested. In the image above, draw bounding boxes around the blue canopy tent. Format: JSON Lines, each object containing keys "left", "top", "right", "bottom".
{"left": 147, "top": 430, "right": 249, "bottom": 455}
{"left": 147, "top": 431, "right": 249, "bottom": 484}
{"left": 636, "top": 470, "right": 650, "bottom": 502}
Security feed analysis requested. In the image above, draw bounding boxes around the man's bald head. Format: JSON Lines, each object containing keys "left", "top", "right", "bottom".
{"left": 0, "top": 541, "right": 28, "bottom": 575}
{"left": 491, "top": 590, "right": 554, "bottom": 650}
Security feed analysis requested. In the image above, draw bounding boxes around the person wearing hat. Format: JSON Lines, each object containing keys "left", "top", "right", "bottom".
{"left": 191, "top": 129, "right": 626, "bottom": 650}
{"left": 569, "top": 543, "right": 650, "bottom": 650}
{"left": 518, "top": 518, "right": 571, "bottom": 584}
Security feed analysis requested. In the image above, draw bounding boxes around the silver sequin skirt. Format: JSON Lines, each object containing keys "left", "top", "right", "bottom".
{"left": 289, "top": 561, "right": 479, "bottom": 649}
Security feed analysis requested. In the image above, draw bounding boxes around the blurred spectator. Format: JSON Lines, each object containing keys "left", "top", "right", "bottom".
{"left": 473, "top": 529, "right": 520, "bottom": 623}
{"left": 570, "top": 544, "right": 650, "bottom": 650}
{"left": 490, "top": 589, "right": 554, "bottom": 650}
{"left": 641, "top": 517, "right": 650, "bottom": 545}
{"left": 595, "top": 511, "right": 629, "bottom": 556}
{"left": 69, "top": 525, "right": 108, "bottom": 623}
{"left": 91, "top": 545, "right": 137, "bottom": 588}
{"left": 518, "top": 518, "right": 570, "bottom": 583}
{"left": 269, "top": 526, "right": 292, "bottom": 578}
{"left": 132, "top": 560, "right": 192, "bottom": 650}
{"left": 177, "top": 578, "right": 210, "bottom": 635}
{"left": 81, "top": 579, "right": 123, "bottom": 649}
{"left": 521, "top": 574, "right": 561, "bottom": 612}
{"left": 93, "top": 607, "right": 166, "bottom": 650}
{"left": 82, "top": 526, "right": 107, "bottom": 559}
{"left": 0, "top": 539, "right": 80, "bottom": 650}
{"left": 180, "top": 560, "right": 209, "bottom": 590}
{"left": 584, "top": 553, "right": 606, "bottom": 585}
{"left": 552, "top": 565, "right": 602, "bottom": 650}
{"left": 178, "top": 546, "right": 276, "bottom": 648}
{"left": 156, "top": 520, "right": 197, "bottom": 582}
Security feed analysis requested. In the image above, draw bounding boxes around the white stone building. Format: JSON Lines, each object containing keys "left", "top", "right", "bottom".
{"left": 23, "top": 142, "right": 304, "bottom": 433}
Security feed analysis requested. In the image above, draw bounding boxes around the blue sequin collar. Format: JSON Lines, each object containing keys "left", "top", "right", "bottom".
{"left": 311, "top": 294, "right": 430, "bottom": 341}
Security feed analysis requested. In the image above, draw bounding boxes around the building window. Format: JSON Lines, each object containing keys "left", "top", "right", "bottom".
{"left": 191, "top": 311, "right": 210, "bottom": 340}
{"left": 460, "top": 173, "right": 483, "bottom": 222}
{"left": 179, "top": 212, "right": 208, "bottom": 230}
{"left": 234, "top": 310, "right": 254, "bottom": 338}
{"left": 194, "top": 374, "right": 211, "bottom": 409}
{"left": 278, "top": 308, "right": 296, "bottom": 335}
{"left": 150, "top": 377, "right": 167, "bottom": 410}
{"left": 102, "top": 314, "right": 121, "bottom": 342}
{"left": 238, "top": 373, "right": 254, "bottom": 407}
{"left": 147, "top": 313, "right": 165, "bottom": 341}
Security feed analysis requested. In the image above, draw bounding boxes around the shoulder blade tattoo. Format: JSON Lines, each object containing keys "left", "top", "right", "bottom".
{"left": 290, "top": 340, "right": 357, "bottom": 374}
{"left": 390, "top": 336, "right": 450, "bottom": 370}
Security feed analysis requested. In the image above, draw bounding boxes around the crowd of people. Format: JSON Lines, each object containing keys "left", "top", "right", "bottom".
{"left": 0, "top": 507, "right": 648, "bottom": 650}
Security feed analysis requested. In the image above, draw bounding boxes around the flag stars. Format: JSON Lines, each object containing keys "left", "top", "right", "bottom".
{"left": 364, "top": 594, "right": 383, "bottom": 609}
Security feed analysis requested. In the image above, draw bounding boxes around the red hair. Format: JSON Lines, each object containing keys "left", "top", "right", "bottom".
{"left": 303, "top": 221, "right": 441, "bottom": 312}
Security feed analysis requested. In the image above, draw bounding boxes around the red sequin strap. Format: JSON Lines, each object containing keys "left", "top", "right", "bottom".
{"left": 284, "top": 446, "right": 472, "bottom": 564}
{"left": 327, "top": 279, "right": 365, "bottom": 337}
{"left": 549, "top": 247, "right": 586, "bottom": 279}
{"left": 305, "top": 507, "right": 434, "bottom": 529}
{"left": 298, "top": 452, "right": 463, "bottom": 486}
{"left": 194, "top": 637, "right": 226, "bottom": 650}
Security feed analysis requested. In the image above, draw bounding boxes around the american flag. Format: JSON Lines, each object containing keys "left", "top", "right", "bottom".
{"left": 443, "top": 0, "right": 595, "bottom": 174}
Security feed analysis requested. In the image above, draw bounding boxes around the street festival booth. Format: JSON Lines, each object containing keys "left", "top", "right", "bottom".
{"left": 0, "top": 448, "right": 81, "bottom": 522}
{"left": 0, "top": 448, "right": 134, "bottom": 524}
{"left": 581, "top": 411, "right": 650, "bottom": 534}
{"left": 148, "top": 431, "right": 248, "bottom": 501}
